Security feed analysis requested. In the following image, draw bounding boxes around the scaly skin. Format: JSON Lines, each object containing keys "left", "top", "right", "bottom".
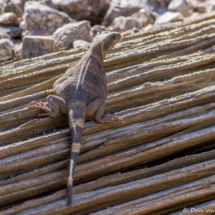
{"left": 27, "top": 31, "right": 124, "bottom": 206}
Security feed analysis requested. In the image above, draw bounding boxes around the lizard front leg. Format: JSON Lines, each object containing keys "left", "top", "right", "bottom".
{"left": 27, "top": 95, "right": 68, "bottom": 118}
{"left": 86, "top": 98, "right": 124, "bottom": 124}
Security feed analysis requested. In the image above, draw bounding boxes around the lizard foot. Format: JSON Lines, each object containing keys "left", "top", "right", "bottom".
{"left": 27, "top": 101, "right": 56, "bottom": 117}
{"left": 102, "top": 113, "right": 124, "bottom": 125}
{"left": 108, "top": 113, "right": 124, "bottom": 123}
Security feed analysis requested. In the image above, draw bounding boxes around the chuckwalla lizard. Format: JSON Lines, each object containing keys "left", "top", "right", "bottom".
{"left": 27, "top": 31, "right": 124, "bottom": 206}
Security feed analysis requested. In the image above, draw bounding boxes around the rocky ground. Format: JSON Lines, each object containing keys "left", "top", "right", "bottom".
{"left": 0, "top": 0, "right": 214, "bottom": 61}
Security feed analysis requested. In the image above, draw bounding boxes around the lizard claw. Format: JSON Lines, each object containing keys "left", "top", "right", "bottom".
{"left": 38, "top": 113, "right": 50, "bottom": 117}
{"left": 31, "top": 101, "right": 48, "bottom": 107}
{"left": 103, "top": 113, "right": 124, "bottom": 125}
{"left": 27, "top": 102, "right": 55, "bottom": 118}
{"left": 27, "top": 105, "right": 40, "bottom": 110}
{"left": 107, "top": 119, "right": 116, "bottom": 125}
{"left": 108, "top": 114, "right": 124, "bottom": 124}
{"left": 39, "top": 102, "right": 45, "bottom": 106}
{"left": 31, "top": 101, "right": 40, "bottom": 105}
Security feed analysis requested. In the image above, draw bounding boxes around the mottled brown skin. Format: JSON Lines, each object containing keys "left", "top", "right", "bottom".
{"left": 27, "top": 32, "right": 123, "bottom": 206}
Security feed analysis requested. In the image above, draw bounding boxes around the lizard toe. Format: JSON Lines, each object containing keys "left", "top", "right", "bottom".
{"left": 31, "top": 101, "right": 40, "bottom": 106}
{"left": 38, "top": 113, "right": 51, "bottom": 117}
{"left": 105, "top": 114, "right": 124, "bottom": 124}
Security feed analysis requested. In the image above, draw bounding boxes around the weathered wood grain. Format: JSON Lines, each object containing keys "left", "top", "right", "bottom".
{"left": 2, "top": 12, "right": 215, "bottom": 214}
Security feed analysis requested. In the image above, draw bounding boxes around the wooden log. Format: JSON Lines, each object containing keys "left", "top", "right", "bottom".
{"left": 1, "top": 41, "right": 215, "bottom": 119}
{"left": 1, "top": 48, "right": 214, "bottom": 118}
{"left": 1, "top": 80, "right": 215, "bottom": 146}
{"left": 1, "top": 12, "right": 215, "bottom": 76}
{"left": 2, "top": 10, "right": 215, "bottom": 215}
{"left": 2, "top": 106, "right": 215, "bottom": 177}
{"left": 121, "top": 11, "right": 215, "bottom": 42}
{"left": 2, "top": 148, "right": 215, "bottom": 214}
{"left": 13, "top": 168, "right": 215, "bottom": 214}
{"left": 90, "top": 175, "right": 215, "bottom": 215}
{"left": 2, "top": 25, "right": 215, "bottom": 97}
{"left": 2, "top": 107, "right": 215, "bottom": 206}
{"left": 170, "top": 199, "right": 215, "bottom": 215}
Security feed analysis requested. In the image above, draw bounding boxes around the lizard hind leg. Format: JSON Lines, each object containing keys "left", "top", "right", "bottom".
{"left": 86, "top": 98, "right": 124, "bottom": 125}
{"left": 27, "top": 95, "right": 68, "bottom": 118}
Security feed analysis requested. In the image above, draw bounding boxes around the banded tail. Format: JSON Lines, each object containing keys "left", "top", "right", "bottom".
{"left": 67, "top": 89, "right": 85, "bottom": 206}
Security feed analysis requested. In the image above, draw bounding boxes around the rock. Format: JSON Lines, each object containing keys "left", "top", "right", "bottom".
{"left": 194, "top": 4, "right": 206, "bottom": 13}
{"left": 73, "top": 39, "right": 92, "bottom": 49}
{"left": 0, "top": 0, "right": 6, "bottom": 15}
{"left": 206, "top": 0, "right": 215, "bottom": 13}
{"left": 155, "top": 11, "right": 184, "bottom": 25}
{"left": 91, "top": 25, "right": 106, "bottom": 37}
{"left": 10, "top": 0, "right": 28, "bottom": 11}
{"left": 0, "top": 25, "right": 20, "bottom": 38}
{"left": 190, "top": 12, "right": 200, "bottom": 19}
{"left": 188, "top": 0, "right": 206, "bottom": 13}
{"left": 121, "top": 27, "right": 140, "bottom": 37}
{"left": 111, "top": 16, "right": 142, "bottom": 32}
{"left": 38, "top": 0, "right": 58, "bottom": 10}
{"left": 131, "top": 8, "right": 154, "bottom": 27}
{"left": 0, "top": 32, "right": 10, "bottom": 39}
{"left": 22, "top": 35, "right": 55, "bottom": 59}
{"left": 168, "top": 0, "right": 194, "bottom": 17}
{"left": 132, "top": 27, "right": 140, "bottom": 34}
{"left": 102, "top": 0, "right": 170, "bottom": 26}
{"left": 106, "top": 25, "right": 121, "bottom": 33}
{"left": 4, "top": 0, "right": 23, "bottom": 17}
{"left": 20, "top": 1, "right": 73, "bottom": 36}
{"left": 53, "top": 21, "right": 91, "bottom": 51}
{"left": 0, "top": 12, "right": 21, "bottom": 26}
{"left": 13, "top": 41, "right": 22, "bottom": 58}
{"left": 143, "top": 24, "right": 153, "bottom": 31}
{"left": 52, "top": 0, "right": 109, "bottom": 25}
{"left": 0, "top": 38, "right": 14, "bottom": 57}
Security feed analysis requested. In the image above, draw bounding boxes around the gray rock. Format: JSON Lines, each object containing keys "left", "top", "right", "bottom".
{"left": 0, "top": 38, "right": 14, "bottom": 57}
{"left": 143, "top": 24, "right": 153, "bottom": 32}
{"left": 53, "top": 21, "right": 91, "bottom": 51}
{"left": 38, "top": 0, "right": 58, "bottom": 10}
{"left": 4, "top": 0, "right": 23, "bottom": 17}
{"left": 111, "top": 16, "right": 142, "bottom": 32}
{"left": 73, "top": 39, "right": 92, "bottom": 49}
{"left": 190, "top": 12, "right": 200, "bottom": 19}
{"left": 131, "top": 8, "right": 154, "bottom": 27}
{"left": 0, "top": 12, "right": 21, "bottom": 26}
{"left": 20, "top": 1, "right": 74, "bottom": 36}
{"left": 13, "top": 41, "right": 22, "bottom": 58}
{"left": 0, "top": 32, "right": 11, "bottom": 39}
{"left": 10, "top": 0, "right": 28, "bottom": 11}
{"left": 189, "top": 0, "right": 206, "bottom": 13}
{"left": 106, "top": 25, "right": 121, "bottom": 33}
{"left": 121, "top": 27, "right": 140, "bottom": 37}
{"left": 0, "top": 25, "right": 20, "bottom": 38}
{"left": 168, "top": 0, "right": 193, "bottom": 17}
{"left": 22, "top": 35, "right": 55, "bottom": 59}
{"left": 155, "top": 11, "right": 184, "bottom": 25}
{"left": 0, "top": 0, "right": 6, "bottom": 15}
{"left": 194, "top": 4, "right": 206, "bottom": 13}
{"left": 53, "top": 0, "right": 109, "bottom": 25}
{"left": 91, "top": 25, "right": 106, "bottom": 37}
{"left": 206, "top": 0, "right": 215, "bottom": 13}
{"left": 102, "top": 0, "right": 170, "bottom": 26}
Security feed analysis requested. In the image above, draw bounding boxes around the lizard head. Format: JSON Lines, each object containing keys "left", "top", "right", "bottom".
{"left": 93, "top": 31, "right": 121, "bottom": 58}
